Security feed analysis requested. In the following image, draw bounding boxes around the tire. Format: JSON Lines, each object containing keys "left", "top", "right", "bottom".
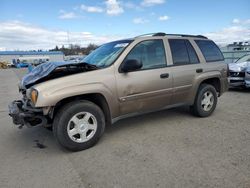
{"left": 190, "top": 84, "right": 218, "bottom": 117}
{"left": 53, "top": 100, "right": 105, "bottom": 151}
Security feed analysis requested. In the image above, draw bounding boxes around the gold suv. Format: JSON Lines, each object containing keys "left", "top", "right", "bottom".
{"left": 9, "top": 33, "right": 229, "bottom": 151}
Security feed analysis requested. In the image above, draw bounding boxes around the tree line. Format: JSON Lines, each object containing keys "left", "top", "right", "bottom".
{"left": 49, "top": 44, "right": 99, "bottom": 56}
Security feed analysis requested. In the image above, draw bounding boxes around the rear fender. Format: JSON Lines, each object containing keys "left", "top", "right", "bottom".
{"left": 188, "top": 71, "right": 222, "bottom": 105}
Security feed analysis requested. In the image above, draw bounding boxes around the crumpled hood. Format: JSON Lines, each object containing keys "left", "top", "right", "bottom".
{"left": 229, "top": 61, "right": 250, "bottom": 72}
{"left": 21, "top": 61, "right": 92, "bottom": 89}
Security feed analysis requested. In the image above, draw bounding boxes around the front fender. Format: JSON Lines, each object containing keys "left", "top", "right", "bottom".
{"left": 33, "top": 66, "right": 119, "bottom": 117}
{"left": 36, "top": 82, "right": 114, "bottom": 105}
{"left": 36, "top": 82, "right": 119, "bottom": 118}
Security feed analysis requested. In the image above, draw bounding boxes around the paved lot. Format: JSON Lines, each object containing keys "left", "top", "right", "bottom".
{"left": 0, "top": 68, "right": 249, "bottom": 188}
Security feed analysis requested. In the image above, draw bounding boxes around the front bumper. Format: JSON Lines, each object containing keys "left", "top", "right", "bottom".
{"left": 228, "top": 77, "right": 245, "bottom": 87}
{"left": 8, "top": 100, "right": 47, "bottom": 128}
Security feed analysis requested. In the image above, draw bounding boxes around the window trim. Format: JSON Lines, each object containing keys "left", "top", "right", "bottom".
{"left": 118, "top": 39, "right": 168, "bottom": 73}
{"left": 195, "top": 40, "right": 224, "bottom": 63}
{"left": 185, "top": 40, "right": 200, "bottom": 64}
{"left": 169, "top": 39, "right": 200, "bottom": 66}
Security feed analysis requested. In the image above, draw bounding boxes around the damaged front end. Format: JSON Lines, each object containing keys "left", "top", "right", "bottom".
{"left": 8, "top": 100, "right": 47, "bottom": 128}
{"left": 8, "top": 71, "right": 50, "bottom": 127}
{"left": 9, "top": 83, "right": 50, "bottom": 128}
{"left": 9, "top": 61, "right": 98, "bottom": 128}
{"left": 20, "top": 61, "right": 98, "bottom": 89}
{"left": 228, "top": 61, "right": 250, "bottom": 87}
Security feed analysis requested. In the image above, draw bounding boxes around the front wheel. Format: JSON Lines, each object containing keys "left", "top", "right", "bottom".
{"left": 53, "top": 100, "right": 105, "bottom": 151}
{"left": 190, "top": 84, "right": 218, "bottom": 117}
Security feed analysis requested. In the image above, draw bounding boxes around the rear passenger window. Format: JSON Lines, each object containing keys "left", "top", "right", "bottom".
{"left": 169, "top": 39, "right": 199, "bottom": 65}
{"left": 195, "top": 40, "right": 224, "bottom": 62}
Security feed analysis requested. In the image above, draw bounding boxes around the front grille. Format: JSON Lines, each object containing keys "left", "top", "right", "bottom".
{"left": 230, "top": 72, "right": 245, "bottom": 77}
{"left": 230, "top": 80, "right": 243, "bottom": 83}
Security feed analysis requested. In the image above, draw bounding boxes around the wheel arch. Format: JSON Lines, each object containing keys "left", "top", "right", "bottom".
{"left": 51, "top": 93, "right": 112, "bottom": 126}
{"left": 199, "top": 77, "right": 221, "bottom": 94}
{"left": 190, "top": 76, "right": 221, "bottom": 105}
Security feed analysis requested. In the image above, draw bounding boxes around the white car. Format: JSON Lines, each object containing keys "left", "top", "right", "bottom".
{"left": 245, "top": 67, "right": 250, "bottom": 87}
{"left": 228, "top": 54, "right": 250, "bottom": 88}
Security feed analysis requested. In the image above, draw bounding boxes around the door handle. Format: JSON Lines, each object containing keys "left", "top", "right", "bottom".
{"left": 160, "top": 73, "right": 169, "bottom": 79}
{"left": 196, "top": 68, "right": 203, "bottom": 73}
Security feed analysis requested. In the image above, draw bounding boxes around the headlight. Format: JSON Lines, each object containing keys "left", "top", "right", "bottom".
{"left": 30, "top": 89, "right": 38, "bottom": 104}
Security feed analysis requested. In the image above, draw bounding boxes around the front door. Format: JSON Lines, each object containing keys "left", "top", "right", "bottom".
{"left": 115, "top": 39, "right": 173, "bottom": 115}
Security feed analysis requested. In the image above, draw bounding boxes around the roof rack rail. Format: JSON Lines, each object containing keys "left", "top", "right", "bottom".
{"left": 135, "top": 32, "right": 166, "bottom": 38}
{"left": 135, "top": 32, "right": 207, "bottom": 39}
{"left": 165, "top": 34, "right": 207, "bottom": 39}
{"left": 153, "top": 32, "right": 166, "bottom": 36}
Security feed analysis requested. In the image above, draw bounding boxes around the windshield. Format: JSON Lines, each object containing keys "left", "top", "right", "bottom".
{"left": 235, "top": 54, "right": 250, "bottom": 63}
{"left": 83, "top": 39, "right": 132, "bottom": 68}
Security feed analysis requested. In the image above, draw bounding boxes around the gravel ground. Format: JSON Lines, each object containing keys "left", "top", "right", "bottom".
{"left": 0, "top": 68, "right": 249, "bottom": 188}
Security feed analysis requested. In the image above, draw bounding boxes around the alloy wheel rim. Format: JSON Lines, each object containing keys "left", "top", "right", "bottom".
{"left": 67, "top": 112, "right": 97, "bottom": 143}
{"left": 201, "top": 91, "right": 214, "bottom": 112}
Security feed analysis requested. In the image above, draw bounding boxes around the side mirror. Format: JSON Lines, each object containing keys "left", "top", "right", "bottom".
{"left": 121, "top": 59, "right": 142, "bottom": 72}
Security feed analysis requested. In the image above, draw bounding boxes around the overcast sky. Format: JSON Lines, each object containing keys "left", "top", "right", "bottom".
{"left": 0, "top": 0, "right": 249, "bottom": 50}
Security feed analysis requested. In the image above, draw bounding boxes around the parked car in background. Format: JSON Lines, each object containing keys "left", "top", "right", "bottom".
{"left": 67, "top": 56, "right": 86, "bottom": 63}
{"left": 245, "top": 67, "right": 250, "bottom": 87}
{"left": 228, "top": 54, "right": 250, "bottom": 88}
{"left": 12, "top": 57, "right": 50, "bottom": 68}
{"left": 9, "top": 33, "right": 228, "bottom": 151}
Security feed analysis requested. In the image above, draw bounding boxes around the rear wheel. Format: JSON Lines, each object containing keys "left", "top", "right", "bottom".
{"left": 53, "top": 100, "right": 105, "bottom": 151}
{"left": 190, "top": 84, "right": 218, "bottom": 117}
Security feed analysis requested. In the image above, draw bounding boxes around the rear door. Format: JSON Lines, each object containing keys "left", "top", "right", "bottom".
{"left": 168, "top": 39, "right": 203, "bottom": 104}
{"left": 115, "top": 39, "right": 173, "bottom": 115}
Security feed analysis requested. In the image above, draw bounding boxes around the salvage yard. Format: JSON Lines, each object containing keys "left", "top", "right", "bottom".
{"left": 0, "top": 68, "right": 249, "bottom": 188}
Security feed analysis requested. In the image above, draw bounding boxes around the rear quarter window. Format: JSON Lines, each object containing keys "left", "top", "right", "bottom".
{"left": 195, "top": 40, "right": 224, "bottom": 62}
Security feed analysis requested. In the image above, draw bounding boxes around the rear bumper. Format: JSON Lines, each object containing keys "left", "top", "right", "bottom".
{"left": 8, "top": 100, "right": 47, "bottom": 127}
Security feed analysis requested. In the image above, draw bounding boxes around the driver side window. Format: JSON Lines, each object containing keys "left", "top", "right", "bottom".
{"left": 125, "top": 39, "right": 167, "bottom": 70}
